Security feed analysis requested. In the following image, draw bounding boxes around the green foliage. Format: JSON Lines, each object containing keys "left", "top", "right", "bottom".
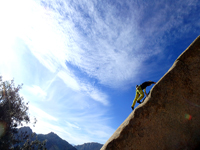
{"left": 0, "top": 76, "right": 46, "bottom": 150}
{"left": 19, "top": 137, "right": 47, "bottom": 150}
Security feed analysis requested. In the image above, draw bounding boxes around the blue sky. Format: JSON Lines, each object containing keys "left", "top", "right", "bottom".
{"left": 0, "top": 0, "right": 200, "bottom": 145}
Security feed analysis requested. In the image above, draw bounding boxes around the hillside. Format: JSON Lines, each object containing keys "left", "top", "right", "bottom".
{"left": 37, "top": 132, "right": 76, "bottom": 150}
{"left": 17, "top": 127, "right": 76, "bottom": 150}
{"left": 101, "top": 36, "right": 200, "bottom": 150}
{"left": 17, "top": 127, "right": 102, "bottom": 150}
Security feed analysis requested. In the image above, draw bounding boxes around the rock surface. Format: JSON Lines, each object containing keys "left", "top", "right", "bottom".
{"left": 101, "top": 36, "right": 200, "bottom": 150}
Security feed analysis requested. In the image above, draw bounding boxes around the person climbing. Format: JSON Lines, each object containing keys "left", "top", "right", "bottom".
{"left": 131, "top": 81, "right": 156, "bottom": 110}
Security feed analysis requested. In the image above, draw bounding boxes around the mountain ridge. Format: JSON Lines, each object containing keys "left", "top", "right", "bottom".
{"left": 18, "top": 126, "right": 102, "bottom": 150}
{"left": 75, "top": 142, "right": 103, "bottom": 150}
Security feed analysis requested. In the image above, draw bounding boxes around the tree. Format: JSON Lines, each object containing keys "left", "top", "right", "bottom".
{"left": 0, "top": 76, "right": 46, "bottom": 149}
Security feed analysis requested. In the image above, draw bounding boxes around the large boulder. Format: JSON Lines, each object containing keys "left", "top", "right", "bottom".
{"left": 101, "top": 36, "right": 200, "bottom": 150}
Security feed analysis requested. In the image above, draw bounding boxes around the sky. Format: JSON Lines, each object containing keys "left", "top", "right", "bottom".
{"left": 0, "top": 0, "right": 200, "bottom": 145}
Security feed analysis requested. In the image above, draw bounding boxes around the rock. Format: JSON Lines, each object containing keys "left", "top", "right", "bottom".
{"left": 101, "top": 36, "right": 200, "bottom": 150}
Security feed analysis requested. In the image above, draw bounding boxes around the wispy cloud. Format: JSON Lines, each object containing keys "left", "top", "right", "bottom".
{"left": 28, "top": 101, "right": 114, "bottom": 144}
{"left": 29, "top": 105, "right": 58, "bottom": 121}
{"left": 66, "top": 121, "right": 81, "bottom": 130}
{"left": 25, "top": 85, "right": 47, "bottom": 100}
{"left": 57, "top": 71, "right": 81, "bottom": 91}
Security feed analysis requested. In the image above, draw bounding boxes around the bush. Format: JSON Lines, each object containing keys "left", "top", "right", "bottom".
{"left": 0, "top": 76, "right": 46, "bottom": 150}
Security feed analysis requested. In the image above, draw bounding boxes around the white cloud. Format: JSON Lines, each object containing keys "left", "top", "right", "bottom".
{"left": 1, "top": 0, "right": 199, "bottom": 90}
{"left": 59, "top": 113, "right": 114, "bottom": 144}
{"left": 9, "top": 0, "right": 143, "bottom": 89}
{"left": 45, "top": 0, "right": 148, "bottom": 88}
{"left": 29, "top": 105, "right": 58, "bottom": 121}
{"left": 82, "top": 83, "right": 109, "bottom": 105}
{"left": 28, "top": 103, "right": 114, "bottom": 145}
{"left": 66, "top": 121, "right": 81, "bottom": 130}
{"left": 57, "top": 71, "right": 81, "bottom": 91}
{"left": 5, "top": 0, "right": 110, "bottom": 105}
{"left": 26, "top": 85, "right": 47, "bottom": 100}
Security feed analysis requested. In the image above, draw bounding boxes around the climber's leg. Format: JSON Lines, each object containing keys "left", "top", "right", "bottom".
{"left": 132, "top": 92, "right": 139, "bottom": 108}
{"left": 137, "top": 89, "right": 144, "bottom": 101}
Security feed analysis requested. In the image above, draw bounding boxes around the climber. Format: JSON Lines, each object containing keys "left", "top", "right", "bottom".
{"left": 131, "top": 81, "right": 156, "bottom": 110}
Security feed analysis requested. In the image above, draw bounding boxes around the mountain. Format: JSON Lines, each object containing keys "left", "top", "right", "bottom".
{"left": 17, "top": 127, "right": 103, "bottom": 150}
{"left": 17, "top": 127, "right": 76, "bottom": 150}
{"left": 37, "top": 132, "right": 76, "bottom": 150}
{"left": 101, "top": 36, "right": 200, "bottom": 150}
{"left": 75, "top": 142, "right": 103, "bottom": 150}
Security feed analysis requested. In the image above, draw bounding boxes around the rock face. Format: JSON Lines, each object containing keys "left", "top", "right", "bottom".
{"left": 101, "top": 36, "right": 200, "bottom": 150}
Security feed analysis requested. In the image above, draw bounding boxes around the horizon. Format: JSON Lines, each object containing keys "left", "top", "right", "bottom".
{"left": 19, "top": 125, "right": 103, "bottom": 145}
{"left": 0, "top": 0, "right": 200, "bottom": 145}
